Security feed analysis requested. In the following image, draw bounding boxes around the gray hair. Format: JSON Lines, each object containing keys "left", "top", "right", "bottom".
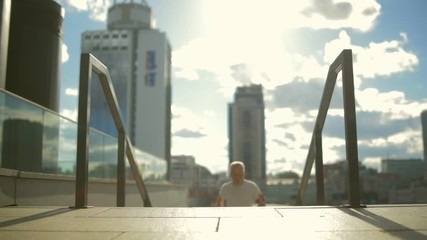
{"left": 229, "top": 161, "right": 245, "bottom": 172}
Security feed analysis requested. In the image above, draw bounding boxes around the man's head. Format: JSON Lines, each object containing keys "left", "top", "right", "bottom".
{"left": 229, "top": 161, "right": 245, "bottom": 185}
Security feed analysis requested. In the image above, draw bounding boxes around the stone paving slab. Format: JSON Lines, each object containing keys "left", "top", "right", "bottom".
{"left": 276, "top": 205, "right": 427, "bottom": 232}
{"left": 0, "top": 205, "right": 426, "bottom": 240}
{"left": 93, "top": 206, "right": 282, "bottom": 218}
{"left": 1, "top": 216, "right": 218, "bottom": 232}
{"left": 0, "top": 231, "right": 121, "bottom": 240}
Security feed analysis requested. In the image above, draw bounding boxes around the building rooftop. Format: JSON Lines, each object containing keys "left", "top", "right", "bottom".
{"left": 1, "top": 205, "right": 427, "bottom": 239}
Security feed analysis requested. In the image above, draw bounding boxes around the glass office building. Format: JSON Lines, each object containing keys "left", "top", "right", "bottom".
{"left": 81, "top": 1, "right": 172, "bottom": 166}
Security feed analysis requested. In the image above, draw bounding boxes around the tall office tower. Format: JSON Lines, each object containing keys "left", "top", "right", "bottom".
{"left": 6, "top": 0, "right": 63, "bottom": 111}
{"left": 81, "top": 0, "right": 171, "bottom": 167}
{"left": 2, "top": 0, "right": 62, "bottom": 172}
{"left": 422, "top": 110, "right": 427, "bottom": 161}
{"left": 228, "top": 84, "right": 266, "bottom": 187}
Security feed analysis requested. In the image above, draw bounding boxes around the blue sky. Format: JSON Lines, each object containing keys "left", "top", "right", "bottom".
{"left": 57, "top": 0, "right": 427, "bottom": 175}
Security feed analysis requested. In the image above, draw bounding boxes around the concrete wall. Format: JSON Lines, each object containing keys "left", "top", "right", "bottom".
{"left": 0, "top": 168, "right": 187, "bottom": 207}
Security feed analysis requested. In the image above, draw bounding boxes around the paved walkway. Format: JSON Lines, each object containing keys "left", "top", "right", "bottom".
{"left": 1, "top": 205, "right": 427, "bottom": 239}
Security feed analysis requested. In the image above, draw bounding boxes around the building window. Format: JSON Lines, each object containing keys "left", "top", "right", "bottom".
{"left": 93, "top": 46, "right": 99, "bottom": 50}
{"left": 121, "top": 33, "right": 128, "bottom": 38}
{"left": 145, "top": 51, "right": 157, "bottom": 87}
{"left": 112, "top": 46, "right": 118, "bottom": 50}
{"left": 84, "top": 35, "right": 91, "bottom": 39}
{"left": 242, "top": 141, "right": 252, "bottom": 175}
{"left": 103, "top": 34, "right": 109, "bottom": 39}
{"left": 94, "top": 35, "right": 100, "bottom": 39}
{"left": 242, "top": 110, "right": 251, "bottom": 129}
{"left": 112, "top": 34, "right": 119, "bottom": 39}
{"left": 120, "top": 46, "right": 128, "bottom": 50}
{"left": 101, "top": 46, "right": 108, "bottom": 50}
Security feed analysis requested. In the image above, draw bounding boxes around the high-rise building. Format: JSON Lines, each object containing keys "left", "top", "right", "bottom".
{"left": 81, "top": 0, "right": 171, "bottom": 167}
{"left": 228, "top": 84, "right": 266, "bottom": 187}
{"left": 6, "top": 0, "right": 63, "bottom": 111}
{"left": 421, "top": 110, "right": 427, "bottom": 161}
{"left": 1, "top": 0, "right": 63, "bottom": 172}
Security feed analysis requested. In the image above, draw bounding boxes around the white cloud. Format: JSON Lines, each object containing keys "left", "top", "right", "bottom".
{"left": 65, "top": 88, "right": 78, "bottom": 96}
{"left": 299, "top": 0, "right": 381, "bottom": 32}
{"left": 172, "top": 1, "right": 384, "bottom": 96}
{"left": 66, "top": 0, "right": 88, "bottom": 11}
{"left": 400, "top": 32, "right": 408, "bottom": 43}
{"left": 324, "top": 31, "right": 419, "bottom": 80}
{"left": 205, "top": 0, "right": 381, "bottom": 33}
{"left": 356, "top": 88, "right": 427, "bottom": 119}
{"left": 60, "top": 108, "right": 78, "bottom": 121}
{"left": 172, "top": 135, "right": 229, "bottom": 173}
{"left": 362, "top": 157, "right": 382, "bottom": 171}
{"left": 293, "top": 54, "right": 328, "bottom": 81}
{"left": 61, "top": 0, "right": 110, "bottom": 21}
{"left": 264, "top": 107, "right": 314, "bottom": 173}
{"left": 172, "top": 36, "right": 317, "bottom": 95}
{"left": 171, "top": 104, "right": 229, "bottom": 173}
{"left": 321, "top": 136, "right": 346, "bottom": 161}
{"left": 203, "top": 110, "right": 216, "bottom": 117}
{"left": 86, "top": 0, "right": 111, "bottom": 21}
{"left": 172, "top": 105, "right": 205, "bottom": 135}
{"left": 62, "top": 43, "right": 69, "bottom": 63}
{"left": 359, "top": 128, "right": 423, "bottom": 159}
{"left": 172, "top": 0, "right": 376, "bottom": 92}
{"left": 174, "top": 68, "right": 199, "bottom": 81}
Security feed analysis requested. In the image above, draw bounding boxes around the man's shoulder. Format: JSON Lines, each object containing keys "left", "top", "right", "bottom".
{"left": 243, "top": 179, "right": 258, "bottom": 186}
{"left": 220, "top": 181, "right": 233, "bottom": 188}
{"left": 243, "top": 180, "right": 261, "bottom": 191}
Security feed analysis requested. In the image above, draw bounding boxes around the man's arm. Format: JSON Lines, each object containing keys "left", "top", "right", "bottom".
{"left": 256, "top": 193, "right": 266, "bottom": 206}
{"left": 216, "top": 197, "right": 224, "bottom": 207}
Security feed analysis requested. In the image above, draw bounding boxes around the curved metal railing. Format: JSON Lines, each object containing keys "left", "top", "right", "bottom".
{"left": 296, "top": 49, "right": 362, "bottom": 208}
{"left": 74, "top": 53, "right": 151, "bottom": 208}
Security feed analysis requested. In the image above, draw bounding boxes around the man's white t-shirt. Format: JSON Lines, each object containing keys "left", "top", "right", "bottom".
{"left": 219, "top": 179, "right": 261, "bottom": 206}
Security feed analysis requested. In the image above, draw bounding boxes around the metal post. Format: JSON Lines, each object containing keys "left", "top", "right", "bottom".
{"left": 74, "top": 54, "right": 91, "bottom": 208}
{"left": 315, "top": 131, "right": 325, "bottom": 205}
{"left": 126, "top": 139, "right": 152, "bottom": 207}
{"left": 296, "top": 49, "right": 361, "bottom": 207}
{"left": 0, "top": 0, "right": 10, "bottom": 89}
{"left": 342, "top": 50, "right": 361, "bottom": 207}
{"left": 116, "top": 131, "right": 126, "bottom": 207}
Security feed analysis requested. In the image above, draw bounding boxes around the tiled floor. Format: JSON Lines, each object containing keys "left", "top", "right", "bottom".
{"left": 1, "top": 205, "right": 426, "bottom": 239}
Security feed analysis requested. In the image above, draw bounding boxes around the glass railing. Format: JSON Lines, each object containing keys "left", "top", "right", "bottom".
{"left": 0, "top": 89, "right": 166, "bottom": 182}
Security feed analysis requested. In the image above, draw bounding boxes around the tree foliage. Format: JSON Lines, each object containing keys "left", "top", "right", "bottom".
{"left": 274, "top": 170, "right": 300, "bottom": 179}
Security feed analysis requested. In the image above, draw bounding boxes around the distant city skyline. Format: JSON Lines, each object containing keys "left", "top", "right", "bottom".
{"left": 58, "top": 0, "right": 427, "bottom": 175}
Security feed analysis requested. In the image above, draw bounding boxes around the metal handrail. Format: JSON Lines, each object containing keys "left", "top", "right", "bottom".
{"left": 74, "top": 53, "right": 151, "bottom": 208}
{"left": 296, "top": 49, "right": 361, "bottom": 207}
